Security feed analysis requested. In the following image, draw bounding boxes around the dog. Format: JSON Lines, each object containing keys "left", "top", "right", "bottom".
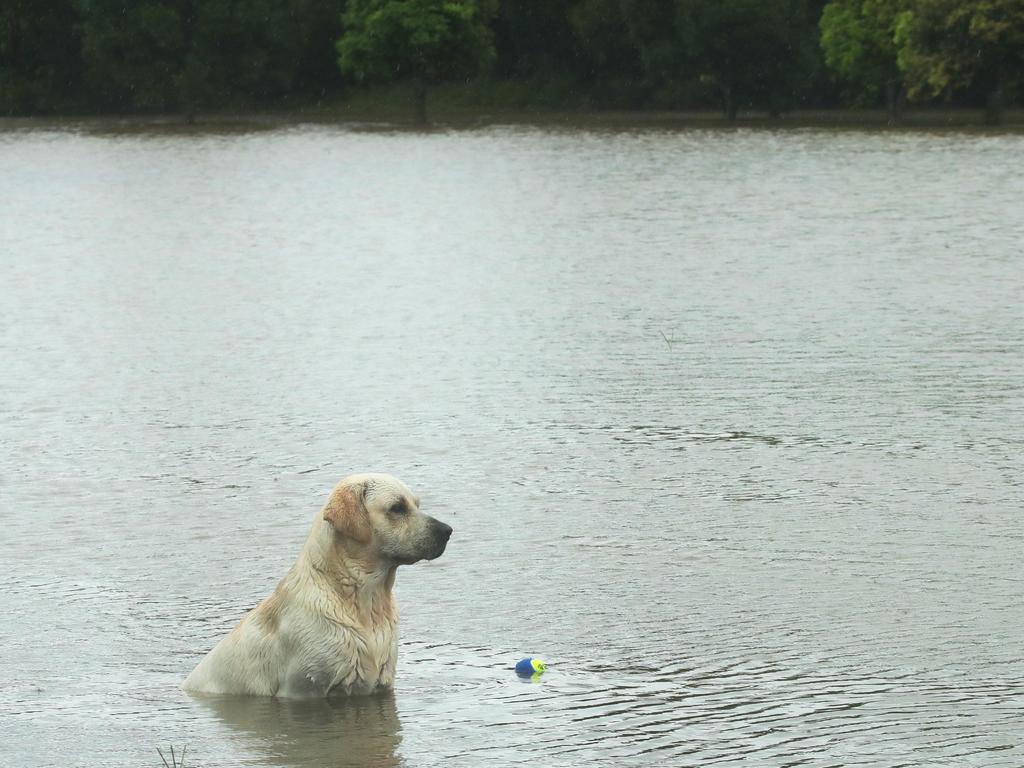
{"left": 182, "top": 473, "right": 452, "bottom": 697}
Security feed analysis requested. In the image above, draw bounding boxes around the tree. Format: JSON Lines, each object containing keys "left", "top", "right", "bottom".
{"left": 79, "top": 0, "right": 344, "bottom": 115}
{"left": 617, "top": 0, "right": 689, "bottom": 103}
{"left": 569, "top": 0, "right": 647, "bottom": 106}
{"left": 0, "top": 0, "right": 83, "bottom": 114}
{"left": 337, "top": 0, "right": 497, "bottom": 124}
{"left": 677, "top": 0, "right": 817, "bottom": 119}
{"left": 820, "top": 0, "right": 909, "bottom": 121}
{"left": 182, "top": 0, "right": 344, "bottom": 110}
{"left": 895, "top": 0, "right": 1024, "bottom": 123}
{"left": 493, "top": 0, "right": 577, "bottom": 80}
{"left": 80, "top": 0, "right": 191, "bottom": 112}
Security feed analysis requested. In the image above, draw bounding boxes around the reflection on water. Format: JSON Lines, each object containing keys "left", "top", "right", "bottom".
{"left": 1, "top": 121, "right": 1022, "bottom": 767}
{"left": 192, "top": 692, "right": 402, "bottom": 768}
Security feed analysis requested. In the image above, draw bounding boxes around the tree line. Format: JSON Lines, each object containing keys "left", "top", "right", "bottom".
{"left": 2, "top": 0, "right": 1022, "bottom": 122}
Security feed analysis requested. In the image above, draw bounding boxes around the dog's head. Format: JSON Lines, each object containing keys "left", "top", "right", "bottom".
{"left": 323, "top": 473, "right": 452, "bottom": 564}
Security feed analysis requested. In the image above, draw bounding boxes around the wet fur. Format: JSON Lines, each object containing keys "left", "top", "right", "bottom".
{"left": 182, "top": 473, "right": 451, "bottom": 698}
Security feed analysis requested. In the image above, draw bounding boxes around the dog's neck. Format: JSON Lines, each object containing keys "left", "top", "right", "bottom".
{"left": 294, "top": 520, "right": 397, "bottom": 625}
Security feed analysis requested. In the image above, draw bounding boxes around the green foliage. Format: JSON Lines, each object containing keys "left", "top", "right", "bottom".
{"left": 79, "top": 0, "right": 343, "bottom": 113}
{"left": 80, "top": 0, "right": 189, "bottom": 111}
{"left": 176, "top": 0, "right": 343, "bottom": 109}
{"left": 2, "top": 0, "right": 1023, "bottom": 116}
{"left": 494, "top": 0, "right": 577, "bottom": 80}
{"left": 617, "top": 0, "right": 688, "bottom": 89}
{"left": 568, "top": 0, "right": 646, "bottom": 106}
{"left": 819, "top": 0, "right": 1024, "bottom": 117}
{"left": 0, "top": 0, "right": 83, "bottom": 114}
{"left": 895, "top": 0, "right": 1024, "bottom": 102}
{"left": 820, "top": 0, "right": 907, "bottom": 103}
{"left": 337, "top": 0, "right": 497, "bottom": 85}
{"left": 676, "top": 0, "right": 823, "bottom": 115}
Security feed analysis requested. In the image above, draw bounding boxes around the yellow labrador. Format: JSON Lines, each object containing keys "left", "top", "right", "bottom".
{"left": 182, "top": 473, "right": 452, "bottom": 698}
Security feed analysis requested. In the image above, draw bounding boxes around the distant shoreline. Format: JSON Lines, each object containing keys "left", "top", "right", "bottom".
{"left": 3, "top": 106, "right": 1023, "bottom": 132}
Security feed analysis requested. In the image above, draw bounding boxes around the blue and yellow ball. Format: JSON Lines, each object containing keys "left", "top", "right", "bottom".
{"left": 515, "top": 657, "right": 547, "bottom": 677}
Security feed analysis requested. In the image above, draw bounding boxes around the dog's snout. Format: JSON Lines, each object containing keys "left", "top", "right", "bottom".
{"left": 436, "top": 522, "right": 453, "bottom": 541}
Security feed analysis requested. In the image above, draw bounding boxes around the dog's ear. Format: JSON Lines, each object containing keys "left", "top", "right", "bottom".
{"left": 323, "top": 481, "right": 371, "bottom": 543}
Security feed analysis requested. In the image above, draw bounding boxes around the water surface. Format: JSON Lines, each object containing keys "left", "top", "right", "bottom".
{"left": 1, "top": 121, "right": 1022, "bottom": 767}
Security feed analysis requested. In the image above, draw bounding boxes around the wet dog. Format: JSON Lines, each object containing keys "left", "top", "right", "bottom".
{"left": 182, "top": 473, "right": 452, "bottom": 697}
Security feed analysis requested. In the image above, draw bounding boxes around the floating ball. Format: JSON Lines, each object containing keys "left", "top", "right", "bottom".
{"left": 515, "top": 657, "right": 547, "bottom": 676}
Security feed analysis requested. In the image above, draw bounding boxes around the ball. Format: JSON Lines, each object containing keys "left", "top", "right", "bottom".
{"left": 515, "top": 657, "right": 547, "bottom": 676}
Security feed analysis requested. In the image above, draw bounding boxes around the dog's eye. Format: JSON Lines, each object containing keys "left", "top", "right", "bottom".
{"left": 389, "top": 501, "right": 409, "bottom": 515}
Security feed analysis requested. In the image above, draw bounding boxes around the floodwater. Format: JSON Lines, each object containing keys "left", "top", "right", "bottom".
{"left": 1, "top": 120, "right": 1022, "bottom": 768}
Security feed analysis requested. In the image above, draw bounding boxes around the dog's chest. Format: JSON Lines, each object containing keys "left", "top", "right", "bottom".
{"left": 298, "top": 616, "right": 398, "bottom": 696}
{"left": 350, "top": 619, "right": 398, "bottom": 690}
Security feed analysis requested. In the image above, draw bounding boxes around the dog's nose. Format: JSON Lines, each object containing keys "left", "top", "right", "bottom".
{"left": 437, "top": 522, "right": 453, "bottom": 541}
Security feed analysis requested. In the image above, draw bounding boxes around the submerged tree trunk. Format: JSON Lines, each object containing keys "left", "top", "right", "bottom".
{"left": 884, "top": 79, "right": 904, "bottom": 124}
{"left": 984, "top": 80, "right": 1003, "bottom": 126}
{"left": 413, "top": 78, "right": 427, "bottom": 126}
{"left": 722, "top": 84, "right": 736, "bottom": 121}
{"left": 178, "top": 2, "right": 200, "bottom": 124}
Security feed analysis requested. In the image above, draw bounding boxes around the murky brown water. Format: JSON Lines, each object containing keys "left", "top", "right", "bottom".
{"left": 1, "top": 121, "right": 1022, "bottom": 767}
